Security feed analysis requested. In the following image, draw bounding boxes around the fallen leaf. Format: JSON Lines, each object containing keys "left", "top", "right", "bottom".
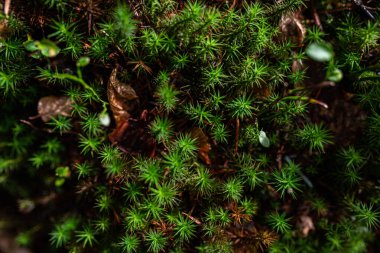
{"left": 191, "top": 128, "right": 211, "bottom": 165}
{"left": 279, "top": 12, "right": 306, "bottom": 46}
{"left": 37, "top": 96, "right": 73, "bottom": 122}
{"left": 107, "top": 68, "right": 139, "bottom": 143}
{"left": 297, "top": 215, "right": 315, "bottom": 236}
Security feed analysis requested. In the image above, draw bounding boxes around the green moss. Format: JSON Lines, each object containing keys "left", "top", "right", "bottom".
{"left": 1, "top": 0, "right": 380, "bottom": 252}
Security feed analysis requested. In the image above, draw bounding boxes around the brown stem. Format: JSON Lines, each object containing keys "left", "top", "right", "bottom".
{"left": 288, "top": 81, "right": 335, "bottom": 95}
{"left": 310, "top": 0, "right": 323, "bottom": 31}
{"left": 222, "top": 0, "right": 236, "bottom": 19}
{"left": 234, "top": 118, "right": 240, "bottom": 154}
{"left": 210, "top": 168, "right": 237, "bottom": 175}
{"left": 20, "top": 119, "right": 53, "bottom": 133}
{"left": 182, "top": 212, "right": 202, "bottom": 225}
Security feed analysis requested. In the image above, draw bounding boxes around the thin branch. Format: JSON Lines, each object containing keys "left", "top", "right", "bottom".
{"left": 354, "top": 0, "right": 376, "bottom": 20}
{"left": 234, "top": 118, "right": 240, "bottom": 154}
{"left": 20, "top": 119, "right": 53, "bottom": 133}
{"left": 282, "top": 96, "right": 329, "bottom": 109}
{"left": 310, "top": 0, "right": 323, "bottom": 31}
{"left": 222, "top": 0, "right": 237, "bottom": 19}
{"left": 182, "top": 212, "right": 202, "bottom": 225}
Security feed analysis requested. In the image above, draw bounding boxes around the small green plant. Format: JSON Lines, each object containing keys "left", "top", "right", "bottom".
{"left": 268, "top": 212, "right": 292, "bottom": 234}
{"left": 296, "top": 123, "right": 333, "bottom": 152}
{"left": 151, "top": 183, "right": 179, "bottom": 208}
{"left": 228, "top": 95, "right": 255, "bottom": 120}
{"left": 136, "top": 157, "right": 162, "bottom": 186}
{"left": 155, "top": 80, "right": 179, "bottom": 112}
{"left": 94, "top": 216, "right": 110, "bottom": 233}
{"left": 145, "top": 230, "right": 167, "bottom": 253}
{"left": 95, "top": 193, "right": 112, "bottom": 213}
{"left": 272, "top": 161, "right": 302, "bottom": 198}
{"left": 339, "top": 146, "right": 366, "bottom": 169}
{"left": 150, "top": 116, "right": 173, "bottom": 143}
{"left": 118, "top": 234, "right": 140, "bottom": 253}
{"left": 173, "top": 133, "right": 198, "bottom": 158}
{"left": 194, "top": 166, "right": 216, "bottom": 196}
{"left": 349, "top": 202, "right": 380, "bottom": 229}
{"left": 75, "top": 226, "right": 97, "bottom": 247}
{"left": 49, "top": 115, "right": 72, "bottom": 134}
{"left": 173, "top": 215, "right": 197, "bottom": 243}
{"left": 124, "top": 206, "right": 146, "bottom": 231}
{"left": 223, "top": 177, "right": 244, "bottom": 201}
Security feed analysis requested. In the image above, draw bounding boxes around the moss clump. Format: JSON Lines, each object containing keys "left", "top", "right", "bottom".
{"left": 1, "top": 0, "right": 380, "bottom": 252}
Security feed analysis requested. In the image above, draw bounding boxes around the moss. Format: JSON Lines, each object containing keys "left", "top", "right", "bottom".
{"left": 1, "top": 0, "right": 380, "bottom": 252}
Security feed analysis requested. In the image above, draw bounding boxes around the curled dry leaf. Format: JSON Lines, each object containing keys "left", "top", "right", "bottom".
{"left": 107, "top": 68, "right": 139, "bottom": 144}
{"left": 191, "top": 128, "right": 212, "bottom": 165}
{"left": 297, "top": 215, "right": 315, "bottom": 236}
{"left": 37, "top": 95, "right": 73, "bottom": 122}
{"left": 279, "top": 12, "right": 306, "bottom": 46}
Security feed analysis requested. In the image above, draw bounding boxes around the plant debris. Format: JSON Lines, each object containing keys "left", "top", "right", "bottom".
{"left": 37, "top": 96, "right": 73, "bottom": 122}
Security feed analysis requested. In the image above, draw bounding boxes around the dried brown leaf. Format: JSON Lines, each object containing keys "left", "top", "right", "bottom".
{"left": 191, "top": 128, "right": 212, "bottom": 165}
{"left": 297, "top": 215, "right": 315, "bottom": 236}
{"left": 107, "top": 68, "right": 139, "bottom": 143}
{"left": 279, "top": 12, "right": 306, "bottom": 46}
{"left": 37, "top": 96, "right": 73, "bottom": 122}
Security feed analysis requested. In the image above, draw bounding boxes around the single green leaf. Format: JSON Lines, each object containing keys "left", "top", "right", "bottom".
{"left": 327, "top": 68, "right": 343, "bottom": 82}
{"left": 37, "top": 39, "right": 60, "bottom": 57}
{"left": 23, "top": 40, "right": 39, "bottom": 52}
{"left": 259, "top": 130, "right": 270, "bottom": 148}
{"left": 306, "top": 43, "right": 333, "bottom": 62}
{"left": 77, "top": 57, "right": 90, "bottom": 68}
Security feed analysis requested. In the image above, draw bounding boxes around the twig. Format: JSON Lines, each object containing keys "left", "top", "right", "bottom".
{"left": 282, "top": 96, "right": 329, "bottom": 109}
{"left": 222, "top": 0, "right": 236, "bottom": 19}
{"left": 366, "top": 7, "right": 380, "bottom": 11}
{"left": 20, "top": 119, "right": 53, "bottom": 133}
{"left": 288, "top": 81, "right": 335, "bottom": 94}
{"left": 210, "top": 168, "right": 237, "bottom": 175}
{"left": 182, "top": 212, "right": 202, "bottom": 225}
{"left": 20, "top": 119, "right": 78, "bottom": 134}
{"left": 276, "top": 145, "right": 285, "bottom": 169}
{"left": 354, "top": 0, "right": 376, "bottom": 20}
{"left": 310, "top": 0, "right": 323, "bottom": 31}
{"left": 28, "top": 114, "right": 42, "bottom": 120}
{"left": 4, "top": 0, "right": 11, "bottom": 17}
{"left": 234, "top": 118, "right": 240, "bottom": 154}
